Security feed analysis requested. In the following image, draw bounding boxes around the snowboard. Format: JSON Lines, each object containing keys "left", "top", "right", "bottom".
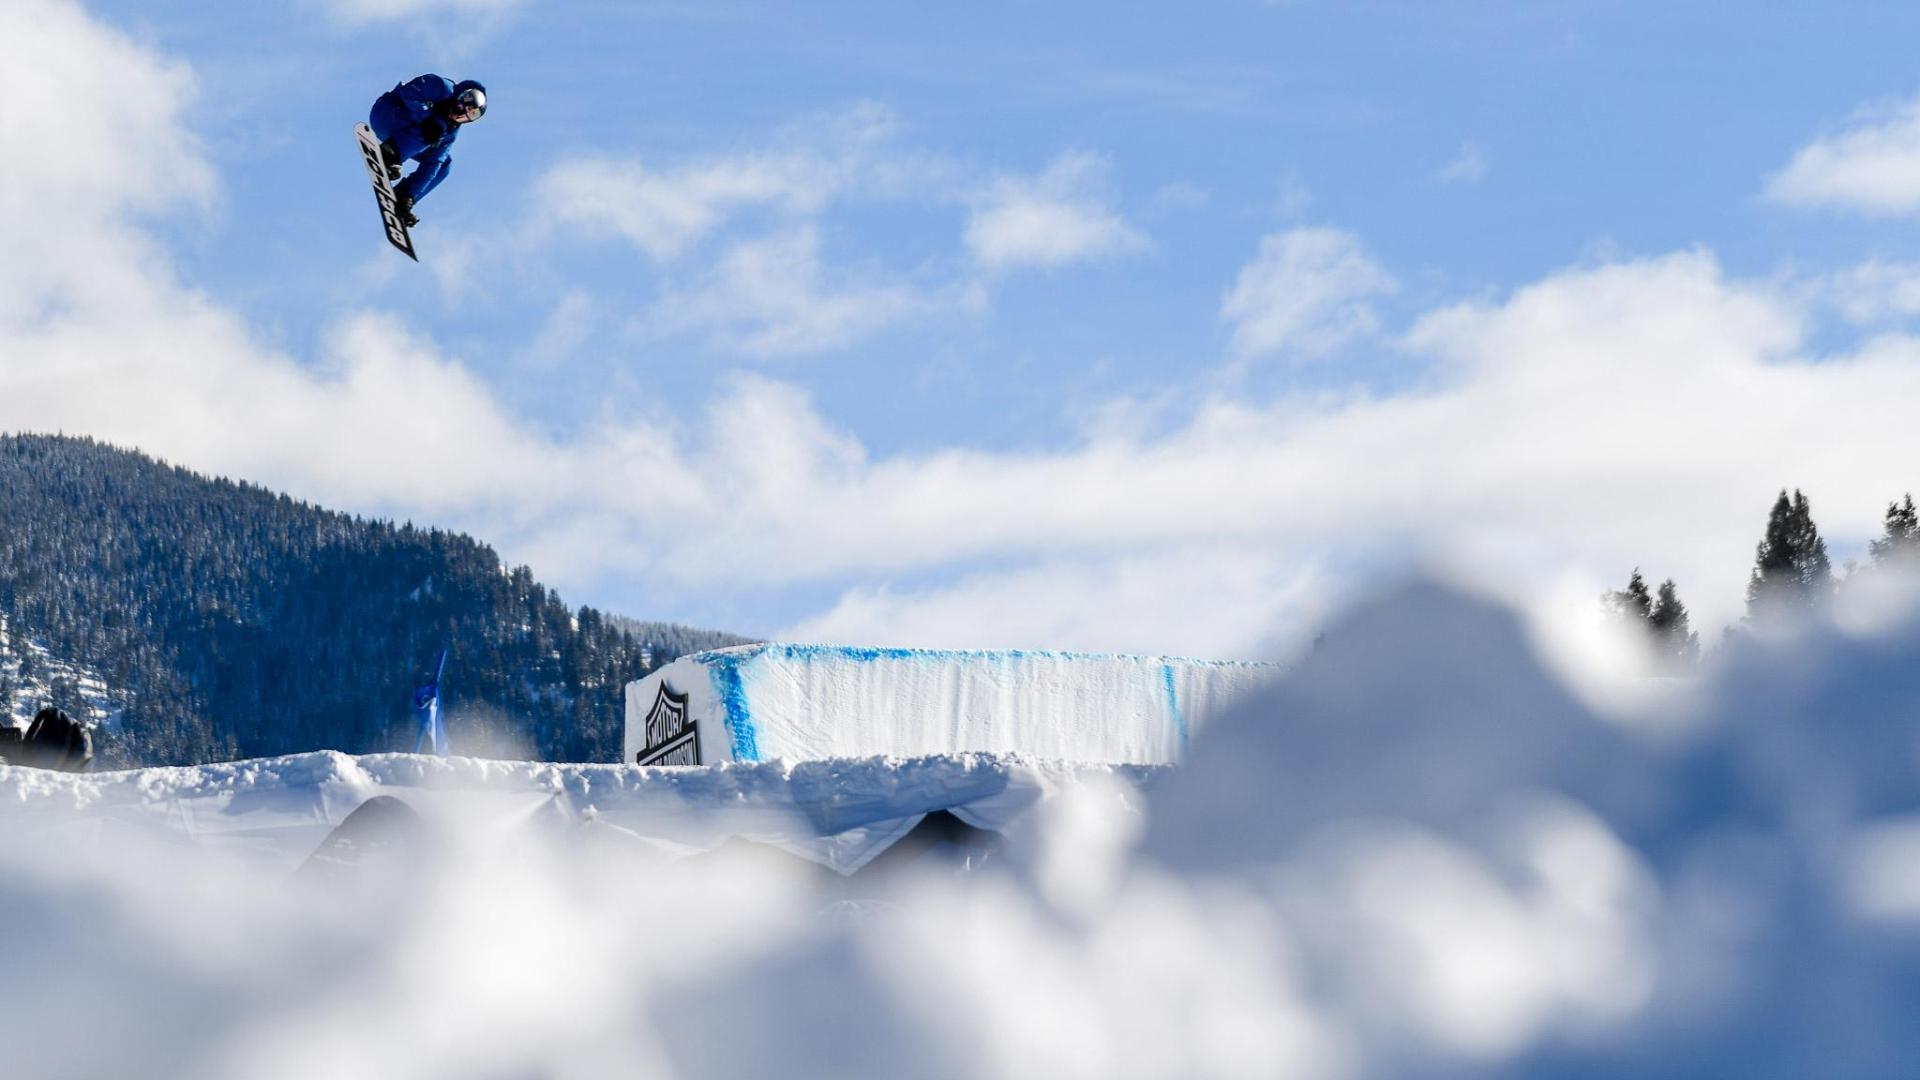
{"left": 354, "top": 123, "right": 418, "bottom": 261}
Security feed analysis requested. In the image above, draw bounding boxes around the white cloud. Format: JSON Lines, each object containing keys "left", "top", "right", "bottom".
{"left": 0, "top": 0, "right": 213, "bottom": 328}
{"left": 1767, "top": 97, "right": 1920, "bottom": 214}
{"left": 0, "top": 2, "right": 210, "bottom": 214}
{"left": 325, "top": 0, "right": 524, "bottom": 26}
{"left": 531, "top": 105, "right": 963, "bottom": 356}
{"left": 515, "top": 292, "right": 598, "bottom": 370}
{"left": 781, "top": 549, "right": 1334, "bottom": 657}
{"left": 1823, "top": 260, "right": 1920, "bottom": 323}
{"left": 1437, "top": 143, "right": 1488, "bottom": 185}
{"left": 536, "top": 156, "right": 817, "bottom": 263}
{"left": 637, "top": 250, "right": 1920, "bottom": 652}
{"left": 1220, "top": 226, "right": 1397, "bottom": 360}
{"left": 645, "top": 227, "right": 930, "bottom": 356}
{"left": 965, "top": 152, "right": 1148, "bottom": 272}
{"left": 1150, "top": 181, "right": 1211, "bottom": 211}
{"left": 1275, "top": 170, "right": 1314, "bottom": 217}
{"left": 536, "top": 104, "right": 900, "bottom": 262}
{"left": 535, "top": 119, "right": 1145, "bottom": 358}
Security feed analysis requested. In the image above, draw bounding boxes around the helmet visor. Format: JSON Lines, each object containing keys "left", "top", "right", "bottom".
{"left": 454, "top": 87, "right": 487, "bottom": 121}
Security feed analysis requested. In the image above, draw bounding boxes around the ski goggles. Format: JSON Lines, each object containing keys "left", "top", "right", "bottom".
{"left": 453, "top": 88, "right": 487, "bottom": 122}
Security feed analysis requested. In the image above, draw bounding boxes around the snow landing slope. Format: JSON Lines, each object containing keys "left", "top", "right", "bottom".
{"left": 0, "top": 750, "right": 1156, "bottom": 875}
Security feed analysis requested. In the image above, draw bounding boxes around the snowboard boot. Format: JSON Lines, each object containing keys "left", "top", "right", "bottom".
{"left": 394, "top": 192, "right": 420, "bottom": 229}
{"left": 379, "top": 140, "right": 403, "bottom": 183}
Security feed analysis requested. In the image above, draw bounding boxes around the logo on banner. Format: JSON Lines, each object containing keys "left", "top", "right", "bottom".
{"left": 636, "top": 682, "right": 699, "bottom": 766}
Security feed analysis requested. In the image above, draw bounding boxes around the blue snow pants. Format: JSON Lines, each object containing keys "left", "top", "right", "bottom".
{"left": 369, "top": 94, "right": 453, "bottom": 204}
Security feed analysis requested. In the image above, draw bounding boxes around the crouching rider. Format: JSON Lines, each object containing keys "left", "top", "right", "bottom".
{"left": 368, "top": 74, "right": 488, "bottom": 227}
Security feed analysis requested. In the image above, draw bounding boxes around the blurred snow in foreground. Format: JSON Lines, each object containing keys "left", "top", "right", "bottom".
{"left": 7, "top": 577, "right": 1920, "bottom": 1078}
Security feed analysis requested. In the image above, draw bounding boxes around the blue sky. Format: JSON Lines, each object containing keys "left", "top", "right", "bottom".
{"left": 13, "top": 0, "right": 1920, "bottom": 657}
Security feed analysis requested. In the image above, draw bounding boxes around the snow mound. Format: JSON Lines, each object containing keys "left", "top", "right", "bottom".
{"left": 6, "top": 578, "right": 1920, "bottom": 1077}
{"left": 1139, "top": 578, "right": 1920, "bottom": 1074}
{"left": 0, "top": 749, "right": 1156, "bottom": 875}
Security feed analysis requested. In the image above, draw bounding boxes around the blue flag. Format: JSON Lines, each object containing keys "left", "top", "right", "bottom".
{"left": 414, "top": 649, "right": 449, "bottom": 756}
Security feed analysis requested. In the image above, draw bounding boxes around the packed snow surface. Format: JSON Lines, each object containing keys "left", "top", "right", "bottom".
{"left": 0, "top": 750, "right": 1153, "bottom": 875}
{"left": 7, "top": 577, "right": 1920, "bottom": 1077}
{"left": 625, "top": 643, "right": 1277, "bottom": 765}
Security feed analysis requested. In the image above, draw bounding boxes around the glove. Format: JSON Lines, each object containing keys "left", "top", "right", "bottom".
{"left": 418, "top": 116, "right": 447, "bottom": 144}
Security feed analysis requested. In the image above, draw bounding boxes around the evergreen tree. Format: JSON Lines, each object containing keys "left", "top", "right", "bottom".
{"left": 1603, "top": 569, "right": 1654, "bottom": 623}
{"left": 1648, "top": 578, "right": 1701, "bottom": 666}
{"left": 1746, "top": 489, "right": 1832, "bottom": 617}
{"left": 1604, "top": 570, "right": 1701, "bottom": 668}
{"left": 1869, "top": 494, "right": 1920, "bottom": 566}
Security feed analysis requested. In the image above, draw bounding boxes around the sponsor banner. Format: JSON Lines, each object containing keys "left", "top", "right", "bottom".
{"left": 636, "top": 682, "right": 700, "bottom": 766}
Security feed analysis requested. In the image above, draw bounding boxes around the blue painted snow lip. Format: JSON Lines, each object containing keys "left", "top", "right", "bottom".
{"left": 684, "top": 641, "right": 1279, "bottom": 669}
{"left": 1163, "top": 662, "right": 1187, "bottom": 754}
{"left": 707, "top": 654, "right": 760, "bottom": 762}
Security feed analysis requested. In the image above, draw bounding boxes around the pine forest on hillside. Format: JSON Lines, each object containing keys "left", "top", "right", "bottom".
{"left": 0, "top": 435, "right": 749, "bottom": 767}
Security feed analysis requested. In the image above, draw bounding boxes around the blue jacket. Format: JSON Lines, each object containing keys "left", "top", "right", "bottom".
{"left": 368, "top": 75, "right": 486, "bottom": 205}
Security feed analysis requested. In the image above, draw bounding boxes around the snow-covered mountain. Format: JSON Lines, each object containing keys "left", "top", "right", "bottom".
{"left": 0, "top": 434, "right": 743, "bottom": 766}
{"left": 0, "top": 612, "right": 117, "bottom": 732}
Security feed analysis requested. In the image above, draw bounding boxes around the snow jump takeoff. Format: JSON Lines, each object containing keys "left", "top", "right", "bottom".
{"left": 355, "top": 74, "right": 488, "bottom": 260}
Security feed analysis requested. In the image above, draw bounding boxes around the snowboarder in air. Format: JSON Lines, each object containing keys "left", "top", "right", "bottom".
{"left": 367, "top": 75, "right": 488, "bottom": 228}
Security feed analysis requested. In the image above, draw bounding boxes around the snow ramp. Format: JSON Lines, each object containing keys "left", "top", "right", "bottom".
{"left": 625, "top": 643, "right": 1278, "bottom": 767}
